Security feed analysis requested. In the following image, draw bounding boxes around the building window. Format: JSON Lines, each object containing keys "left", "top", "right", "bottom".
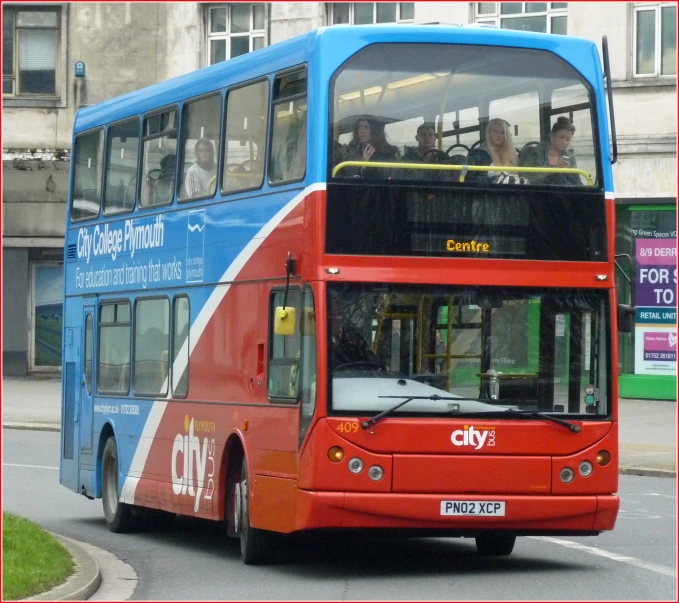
{"left": 3, "top": 6, "right": 60, "bottom": 96}
{"left": 330, "top": 3, "right": 414, "bottom": 24}
{"left": 634, "top": 3, "right": 676, "bottom": 77}
{"left": 474, "top": 3, "right": 567, "bottom": 35}
{"left": 207, "top": 4, "right": 266, "bottom": 65}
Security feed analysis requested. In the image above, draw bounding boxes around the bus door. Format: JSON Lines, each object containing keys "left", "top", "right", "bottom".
{"left": 80, "top": 305, "right": 95, "bottom": 452}
{"left": 61, "top": 321, "right": 81, "bottom": 492}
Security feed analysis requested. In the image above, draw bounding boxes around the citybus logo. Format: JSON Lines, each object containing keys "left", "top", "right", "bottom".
{"left": 171, "top": 415, "right": 216, "bottom": 512}
{"left": 451, "top": 425, "right": 496, "bottom": 449}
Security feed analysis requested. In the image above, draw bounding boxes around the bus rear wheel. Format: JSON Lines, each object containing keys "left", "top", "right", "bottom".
{"left": 475, "top": 534, "right": 516, "bottom": 556}
{"left": 102, "top": 436, "right": 136, "bottom": 533}
{"left": 235, "top": 458, "right": 277, "bottom": 564}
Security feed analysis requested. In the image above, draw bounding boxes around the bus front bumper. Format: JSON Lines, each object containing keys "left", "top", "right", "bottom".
{"left": 295, "top": 491, "right": 619, "bottom": 534}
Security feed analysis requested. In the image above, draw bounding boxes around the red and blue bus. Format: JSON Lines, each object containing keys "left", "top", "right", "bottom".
{"left": 61, "top": 24, "right": 623, "bottom": 564}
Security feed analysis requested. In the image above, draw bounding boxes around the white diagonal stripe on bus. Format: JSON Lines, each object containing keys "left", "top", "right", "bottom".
{"left": 119, "top": 183, "right": 326, "bottom": 504}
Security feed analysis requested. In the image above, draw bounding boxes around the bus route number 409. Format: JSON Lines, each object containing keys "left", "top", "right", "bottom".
{"left": 440, "top": 501, "right": 506, "bottom": 516}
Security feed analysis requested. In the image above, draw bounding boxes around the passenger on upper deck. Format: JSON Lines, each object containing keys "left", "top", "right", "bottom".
{"left": 481, "top": 118, "right": 518, "bottom": 172}
{"left": 185, "top": 138, "right": 217, "bottom": 198}
{"left": 480, "top": 118, "right": 528, "bottom": 184}
{"left": 519, "top": 116, "right": 581, "bottom": 185}
{"left": 403, "top": 122, "right": 439, "bottom": 161}
{"left": 340, "top": 116, "right": 399, "bottom": 179}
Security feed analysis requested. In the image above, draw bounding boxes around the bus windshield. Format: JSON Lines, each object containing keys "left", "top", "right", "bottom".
{"left": 327, "top": 283, "right": 609, "bottom": 417}
{"left": 330, "top": 43, "right": 599, "bottom": 187}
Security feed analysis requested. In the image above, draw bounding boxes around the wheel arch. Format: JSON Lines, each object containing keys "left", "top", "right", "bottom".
{"left": 94, "top": 421, "right": 116, "bottom": 499}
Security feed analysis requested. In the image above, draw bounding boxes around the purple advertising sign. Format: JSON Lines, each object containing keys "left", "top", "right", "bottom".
{"left": 635, "top": 239, "right": 677, "bottom": 308}
{"left": 643, "top": 332, "right": 677, "bottom": 362}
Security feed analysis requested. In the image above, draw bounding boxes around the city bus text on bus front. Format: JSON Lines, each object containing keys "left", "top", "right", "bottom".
{"left": 77, "top": 216, "right": 165, "bottom": 263}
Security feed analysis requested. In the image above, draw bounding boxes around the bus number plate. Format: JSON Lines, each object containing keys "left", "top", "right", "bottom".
{"left": 440, "top": 501, "right": 505, "bottom": 516}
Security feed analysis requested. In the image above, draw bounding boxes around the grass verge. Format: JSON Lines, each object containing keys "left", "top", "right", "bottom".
{"left": 2, "top": 512, "right": 74, "bottom": 600}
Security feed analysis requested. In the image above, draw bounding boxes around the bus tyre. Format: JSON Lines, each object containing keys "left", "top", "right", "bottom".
{"left": 475, "top": 534, "right": 516, "bottom": 556}
{"left": 102, "top": 437, "right": 136, "bottom": 533}
{"left": 236, "top": 458, "right": 276, "bottom": 564}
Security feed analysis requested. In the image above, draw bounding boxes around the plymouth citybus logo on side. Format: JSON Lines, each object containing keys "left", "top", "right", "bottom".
{"left": 171, "top": 415, "right": 216, "bottom": 511}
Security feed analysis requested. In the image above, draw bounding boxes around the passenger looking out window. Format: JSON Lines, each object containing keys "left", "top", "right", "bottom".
{"left": 403, "top": 122, "right": 442, "bottom": 162}
{"left": 185, "top": 138, "right": 217, "bottom": 198}
{"left": 340, "top": 116, "right": 399, "bottom": 179}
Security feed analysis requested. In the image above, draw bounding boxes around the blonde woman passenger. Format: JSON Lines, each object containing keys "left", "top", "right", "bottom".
{"left": 480, "top": 118, "right": 518, "bottom": 176}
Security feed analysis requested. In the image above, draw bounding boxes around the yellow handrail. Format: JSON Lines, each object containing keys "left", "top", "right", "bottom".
{"left": 331, "top": 161, "right": 593, "bottom": 185}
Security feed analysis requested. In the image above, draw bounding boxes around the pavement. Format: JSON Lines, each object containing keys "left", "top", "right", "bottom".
{"left": 2, "top": 374, "right": 676, "bottom": 600}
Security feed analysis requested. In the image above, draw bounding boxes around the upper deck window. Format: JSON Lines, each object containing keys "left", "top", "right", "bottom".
{"left": 207, "top": 4, "right": 266, "bottom": 65}
{"left": 270, "top": 68, "right": 307, "bottom": 184}
{"left": 104, "top": 118, "right": 140, "bottom": 215}
{"left": 475, "top": 3, "right": 567, "bottom": 35}
{"left": 330, "top": 3, "right": 415, "bottom": 25}
{"left": 140, "top": 108, "right": 178, "bottom": 208}
{"left": 71, "top": 128, "right": 104, "bottom": 222}
{"left": 330, "top": 43, "right": 600, "bottom": 188}
{"left": 178, "top": 93, "right": 222, "bottom": 201}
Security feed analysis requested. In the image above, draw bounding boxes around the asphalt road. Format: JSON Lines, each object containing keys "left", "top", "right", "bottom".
{"left": 2, "top": 429, "right": 676, "bottom": 601}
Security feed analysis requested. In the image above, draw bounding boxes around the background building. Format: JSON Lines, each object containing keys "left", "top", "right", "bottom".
{"left": 2, "top": 2, "right": 676, "bottom": 399}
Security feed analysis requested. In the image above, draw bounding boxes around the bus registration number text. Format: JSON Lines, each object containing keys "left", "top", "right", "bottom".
{"left": 440, "top": 501, "right": 506, "bottom": 516}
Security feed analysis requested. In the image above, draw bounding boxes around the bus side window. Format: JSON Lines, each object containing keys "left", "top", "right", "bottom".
{"left": 133, "top": 298, "right": 170, "bottom": 396}
{"left": 172, "top": 296, "right": 189, "bottom": 397}
{"left": 270, "top": 68, "right": 307, "bottom": 184}
{"left": 70, "top": 128, "right": 104, "bottom": 221}
{"left": 98, "top": 302, "right": 131, "bottom": 394}
{"left": 222, "top": 79, "right": 269, "bottom": 194}
{"left": 103, "top": 118, "right": 140, "bottom": 215}
{"left": 140, "top": 108, "right": 178, "bottom": 208}
{"left": 178, "top": 94, "right": 222, "bottom": 201}
{"left": 268, "top": 288, "right": 301, "bottom": 400}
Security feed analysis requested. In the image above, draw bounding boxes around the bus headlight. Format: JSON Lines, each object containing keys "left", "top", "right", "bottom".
{"left": 560, "top": 467, "right": 575, "bottom": 483}
{"left": 368, "top": 465, "right": 384, "bottom": 481}
{"left": 578, "top": 461, "right": 593, "bottom": 477}
{"left": 347, "top": 458, "right": 364, "bottom": 474}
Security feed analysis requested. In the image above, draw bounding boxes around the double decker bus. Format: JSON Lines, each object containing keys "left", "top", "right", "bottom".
{"left": 61, "top": 24, "right": 623, "bottom": 564}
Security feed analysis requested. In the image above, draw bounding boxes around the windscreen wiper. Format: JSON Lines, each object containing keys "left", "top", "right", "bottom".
{"left": 502, "top": 408, "right": 581, "bottom": 433}
{"left": 361, "top": 394, "right": 463, "bottom": 430}
{"left": 360, "top": 395, "right": 581, "bottom": 433}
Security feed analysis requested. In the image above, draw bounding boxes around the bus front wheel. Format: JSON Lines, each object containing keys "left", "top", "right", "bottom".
{"left": 236, "top": 458, "right": 277, "bottom": 564}
{"left": 102, "top": 436, "right": 136, "bottom": 533}
{"left": 475, "top": 534, "right": 516, "bottom": 556}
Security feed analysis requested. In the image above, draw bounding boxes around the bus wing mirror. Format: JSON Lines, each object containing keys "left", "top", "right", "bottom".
{"left": 274, "top": 306, "right": 297, "bottom": 336}
{"left": 617, "top": 304, "right": 635, "bottom": 333}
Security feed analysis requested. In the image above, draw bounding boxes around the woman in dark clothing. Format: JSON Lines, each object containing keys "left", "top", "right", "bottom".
{"left": 340, "top": 116, "right": 399, "bottom": 179}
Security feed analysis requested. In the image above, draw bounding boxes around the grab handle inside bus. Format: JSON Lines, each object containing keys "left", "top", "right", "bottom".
{"left": 602, "top": 35, "right": 618, "bottom": 165}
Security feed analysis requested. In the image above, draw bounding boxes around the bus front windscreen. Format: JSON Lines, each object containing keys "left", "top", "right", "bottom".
{"left": 327, "top": 283, "right": 610, "bottom": 418}
{"left": 330, "top": 43, "right": 600, "bottom": 187}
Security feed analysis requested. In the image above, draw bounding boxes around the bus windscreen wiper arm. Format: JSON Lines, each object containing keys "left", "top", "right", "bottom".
{"left": 361, "top": 395, "right": 466, "bottom": 431}
{"left": 502, "top": 408, "right": 581, "bottom": 433}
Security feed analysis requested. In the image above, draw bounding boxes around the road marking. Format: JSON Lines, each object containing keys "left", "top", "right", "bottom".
{"left": 531, "top": 536, "right": 676, "bottom": 578}
{"left": 3, "top": 462, "right": 58, "bottom": 470}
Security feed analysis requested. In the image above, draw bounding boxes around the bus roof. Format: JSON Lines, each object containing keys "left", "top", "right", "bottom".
{"left": 74, "top": 24, "right": 601, "bottom": 133}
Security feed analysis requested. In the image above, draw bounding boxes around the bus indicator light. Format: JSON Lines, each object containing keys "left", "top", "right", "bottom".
{"left": 328, "top": 447, "right": 344, "bottom": 462}
{"left": 596, "top": 450, "right": 611, "bottom": 466}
